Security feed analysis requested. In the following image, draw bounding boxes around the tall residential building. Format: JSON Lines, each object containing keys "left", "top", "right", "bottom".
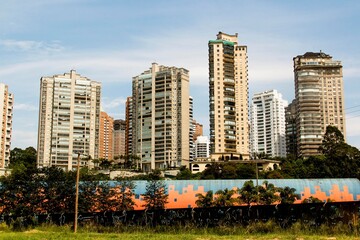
{"left": 37, "top": 70, "right": 101, "bottom": 171}
{"left": 194, "top": 136, "right": 210, "bottom": 158}
{"left": 208, "top": 32, "right": 249, "bottom": 160}
{"left": 99, "top": 111, "right": 114, "bottom": 160}
{"left": 125, "top": 97, "right": 133, "bottom": 156}
{"left": 193, "top": 121, "right": 203, "bottom": 141}
{"left": 293, "top": 52, "right": 345, "bottom": 157}
{"left": 189, "top": 97, "right": 195, "bottom": 162}
{"left": 0, "top": 84, "right": 13, "bottom": 168}
{"left": 132, "top": 63, "right": 190, "bottom": 171}
{"left": 250, "top": 90, "right": 287, "bottom": 158}
{"left": 285, "top": 99, "right": 297, "bottom": 157}
{"left": 113, "top": 119, "right": 126, "bottom": 157}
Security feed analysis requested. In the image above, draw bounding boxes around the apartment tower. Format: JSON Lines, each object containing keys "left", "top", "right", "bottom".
{"left": 37, "top": 70, "right": 101, "bottom": 170}
{"left": 285, "top": 99, "right": 297, "bottom": 157}
{"left": 208, "top": 32, "right": 249, "bottom": 160}
{"left": 99, "top": 111, "right": 114, "bottom": 160}
{"left": 113, "top": 119, "right": 126, "bottom": 158}
{"left": 293, "top": 52, "right": 345, "bottom": 157}
{"left": 250, "top": 90, "right": 287, "bottom": 158}
{"left": 194, "top": 136, "right": 210, "bottom": 158}
{"left": 125, "top": 97, "right": 133, "bottom": 156}
{"left": 0, "top": 84, "right": 13, "bottom": 168}
{"left": 132, "top": 63, "right": 190, "bottom": 171}
{"left": 193, "top": 121, "right": 203, "bottom": 142}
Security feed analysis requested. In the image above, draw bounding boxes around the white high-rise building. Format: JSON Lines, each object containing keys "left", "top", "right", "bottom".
{"left": 37, "top": 70, "right": 101, "bottom": 171}
{"left": 132, "top": 63, "right": 190, "bottom": 171}
{"left": 194, "top": 136, "right": 210, "bottom": 158}
{"left": 250, "top": 90, "right": 287, "bottom": 158}
{"left": 0, "top": 83, "right": 13, "bottom": 168}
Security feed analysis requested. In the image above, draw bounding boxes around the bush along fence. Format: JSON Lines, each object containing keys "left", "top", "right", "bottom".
{"left": 2, "top": 201, "right": 360, "bottom": 231}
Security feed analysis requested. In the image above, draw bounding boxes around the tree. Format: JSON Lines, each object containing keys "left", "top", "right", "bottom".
{"left": 142, "top": 180, "right": 168, "bottom": 210}
{"left": 200, "top": 163, "right": 221, "bottom": 179}
{"left": 0, "top": 164, "right": 41, "bottom": 215}
{"left": 111, "top": 180, "right": 136, "bottom": 211}
{"left": 279, "top": 186, "right": 297, "bottom": 204}
{"left": 319, "top": 125, "right": 345, "bottom": 156}
{"left": 9, "top": 147, "right": 37, "bottom": 171}
{"left": 195, "top": 190, "right": 214, "bottom": 208}
{"left": 176, "top": 166, "right": 193, "bottom": 180}
{"left": 257, "top": 181, "right": 280, "bottom": 205}
{"left": 214, "top": 188, "right": 236, "bottom": 207}
{"left": 302, "top": 196, "right": 323, "bottom": 204}
{"left": 39, "top": 166, "right": 76, "bottom": 214}
{"left": 238, "top": 180, "right": 259, "bottom": 206}
{"left": 236, "top": 164, "right": 257, "bottom": 179}
{"left": 221, "top": 163, "right": 238, "bottom": 179}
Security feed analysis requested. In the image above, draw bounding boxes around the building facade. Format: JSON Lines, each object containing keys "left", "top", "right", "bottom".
{"left": 285, "top": 99, "right": 297, "bottom": 157}
{"left": 0, "top": 84, "right": 13, "bottom": 168}
{"left": 37, "top": 70, "right": 101, "bottom": 171}
{"left": 194, "top": 136, "right": 210, "bottom": 158}
{"left": 293, "top": 52, "right": 345, "bottom": 157}
{"left": 132, "top": 63, "right": 190, "bottom": 171}
{"left": 113, "top": 119, "right": 126, "bottom": 158}
{"left": 125, "top": 97, "right": 133, "bottom": 156}
{"left": 250, "top": 90, "right": 287, "bottom": 158}
{"left": 193, "top": 121, "right": 203, "bottom": 142}
{"left": 208, "top": 32, "right": 249, "bottom": 160}
{"left": 99, "top": 111, "right": 114, "bottom": 160}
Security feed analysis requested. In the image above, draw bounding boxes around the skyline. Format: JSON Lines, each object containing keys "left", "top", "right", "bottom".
{"left": 1, "top": 0, "right": 360, "bottom": 150}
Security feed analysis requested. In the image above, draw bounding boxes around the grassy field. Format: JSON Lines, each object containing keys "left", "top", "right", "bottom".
{"left": 0, "top": 230, "right": 359, "bottom": 240}
{"left": 0, "top": 224, "right": 359, "bottom": 240}
{"left": 0, "top": 221, "right": 360, "bottom": 240}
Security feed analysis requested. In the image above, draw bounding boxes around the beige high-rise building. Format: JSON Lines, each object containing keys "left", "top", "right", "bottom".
{"left": 132, "top": 63, "right": 190, "bottom": 171}
{"left": 193, "top": 121, "right": 203, "bottom": 141}
{"left": 37, "top": 70, "right": 101, "bottom": 171}
{"left": 0, "top": 84, "right": 13, "bottom": 168}
{"left": 113, "top": 119, "right": 126, "bottom": 158}
{"left": 293, "top": 52, "right": 345, "bottom": 157}
{"left": 208, "top": 32, "right": 249, "bottom": 160}
{"left": 125, "top": 97, "right": 133, "bottom": 156}
{"left": 99, "top": 111, "right": 114, "bottom": 160}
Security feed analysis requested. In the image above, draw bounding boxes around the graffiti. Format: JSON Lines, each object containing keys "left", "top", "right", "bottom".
{"left": 2, "top": 202, "right": 360, "bottom": 230}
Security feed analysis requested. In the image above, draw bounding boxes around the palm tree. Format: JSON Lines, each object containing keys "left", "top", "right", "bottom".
{"left": 257, "top": 181, "right": 280, "bottom": 205}
{"left": 214, "top": 188, "right": 236, "bottom": 207}
{"left": 195, "top": 190, "right": 214, "bottom": 208}
{"left": 238, "top": 180, "right": 259, "bottom": 206}
{"left": 279, "top": 186, "right": 297, "bottom": 204}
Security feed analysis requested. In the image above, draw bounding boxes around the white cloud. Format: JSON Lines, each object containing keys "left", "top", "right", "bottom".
{"left": 13, "top": 103, "right": 38, "bottom": 111}
{"left": 11, "top": 130, "right": 37, "bottom": 149}
{"left": 0, "top": 39, "right": 64, "bottom": 53}
{"left": 101, "top": 97, "right": 127, "bottom": 112}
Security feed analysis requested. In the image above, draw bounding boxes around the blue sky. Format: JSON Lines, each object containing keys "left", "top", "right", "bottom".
{"left": 1, "top": 0, "right": 360, "bottom": 149}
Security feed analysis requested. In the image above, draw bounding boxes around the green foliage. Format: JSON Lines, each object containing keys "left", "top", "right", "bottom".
{"left": 111, "top": 180, "right": 136, "bottom": 211}
{"left": 195, "top": 190, "right": 214, "bottom": 208}
{"left": 175, "top": 166, "right": 193, "bottom": 180}
{"left": 280, "top": 126, "right": 360, "bottom": 179}
{"left": 142, "top": 180, "right": 168, "bottom": 210}
{"left": 199, "top": 162, "right": 256, "bottom": 180}
{"left": 257, "top": 181, "right": 280, "bottom": 205}
{"left": 279, "top": 186, "right": 297, "bottom": 204}
{"left": 9, "top": 147, "right": 37, "bottom": 171}
{"left": 238, "top": 180, "right": 259, "bottom": 206}
{"left": 302, "top": 196, "right": 323, "bottom": 204}
{"left": 214, "top": 188, "right": 236, "bottom": 207}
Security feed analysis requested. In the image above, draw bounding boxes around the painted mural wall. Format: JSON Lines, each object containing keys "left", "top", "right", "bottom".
{"left": 109, "top": 178, "right": 360, "bottom": 210}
